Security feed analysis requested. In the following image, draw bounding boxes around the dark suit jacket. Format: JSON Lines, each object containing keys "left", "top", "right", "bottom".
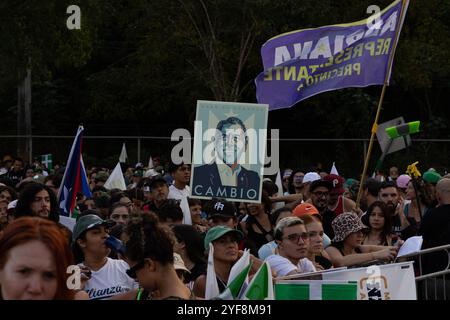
{"left": 192, "top": 163, "right": 260, "bottom": 192}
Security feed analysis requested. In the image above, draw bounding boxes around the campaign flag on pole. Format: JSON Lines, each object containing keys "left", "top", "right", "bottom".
{"left": 218, "top": 261, "right": 253, "bottom": 300}
{"left": 41, "top": 154, "right": 53, "bottom": 171}
{"left": 242, "top": 261, "right": 274, "bottom": 300}
{"left": 256, "top": 0, "right": 409, "bottom": 111}
{"left": 58, "top": 126, "right": 92, "bottom": 217}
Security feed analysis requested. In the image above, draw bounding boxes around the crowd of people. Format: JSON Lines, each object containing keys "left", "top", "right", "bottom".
{"left": 0, "top": 153, "right": 449, "bottom": 300}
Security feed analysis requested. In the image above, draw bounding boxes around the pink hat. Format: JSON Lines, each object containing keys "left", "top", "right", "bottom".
{"left": 396, "top": 174, "right": 411, "bottom": 189}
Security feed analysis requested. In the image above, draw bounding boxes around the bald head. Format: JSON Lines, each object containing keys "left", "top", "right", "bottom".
{"left": 436, "top": 178, "right": 450, "bottom": 205}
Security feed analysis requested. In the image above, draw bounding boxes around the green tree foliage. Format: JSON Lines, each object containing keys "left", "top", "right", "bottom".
{"left": 1, "top": 0, "right": 450, "bottom": 173}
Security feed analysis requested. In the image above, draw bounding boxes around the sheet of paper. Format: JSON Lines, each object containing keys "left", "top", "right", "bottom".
{"left": 397, "top": 236, "right": 423, "bottom": 258}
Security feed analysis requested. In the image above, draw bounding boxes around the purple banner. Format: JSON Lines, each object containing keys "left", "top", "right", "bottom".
{"left": 256, "top": 0, "right": 409, "bottom": 111}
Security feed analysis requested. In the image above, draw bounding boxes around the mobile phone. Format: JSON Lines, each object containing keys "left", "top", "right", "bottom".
{"left": 105, "top": 236, "right": 127, "bottom": 256}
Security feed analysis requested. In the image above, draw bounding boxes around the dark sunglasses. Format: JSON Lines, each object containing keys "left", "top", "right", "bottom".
{"left": 126, "top": 260, "right": 146, "bottom": 279}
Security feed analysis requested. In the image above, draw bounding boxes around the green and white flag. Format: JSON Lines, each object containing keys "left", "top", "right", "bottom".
{"left": 218, "top": 261, "right": 252, "bottom": 300}
{"left": 227, "top": 249, "right": 250, "bottom": 286}
{"left": 275, "top": 280, "right": 357, "bottom": 300}
{"left": 217, "top": 249, "right": 251, "bottom": 299}
{"left": 243, "top": 261, "right": 274, "bottom": 300}
{"left": 41, "top": 154, "right": 53, "bottom": 171}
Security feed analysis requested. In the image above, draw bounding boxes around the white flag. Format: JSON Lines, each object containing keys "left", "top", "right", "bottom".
{"left": 119, "top": 143, "right": 128, "bottom": 163}
{"left": 205, "top": 243, "right": 220, "bottom": 299}
{"left": 330, "top": 162, "right": 339, "bottom": 175}
{"left": 148, "top": 155, "right": 154, "bottom": 169}
{"left": 104, "top": 162, "right": 126, "bottom": 191}
{"left": 274, "top": 169, "right": 285, "bottom": 209}
{"left": 179, "top": 196, "right": 192, "bottom": 225}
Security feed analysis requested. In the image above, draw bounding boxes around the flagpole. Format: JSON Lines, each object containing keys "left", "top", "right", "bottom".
{"left": 356, "top": 0, "right": 408, "bottom": 208}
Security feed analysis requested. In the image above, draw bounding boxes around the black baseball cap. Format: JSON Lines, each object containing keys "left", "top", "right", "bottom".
{"left": 310, "top": 179, "right": 333, "bottom": 193}
{"left": 205, "top": 199, "right": 237, "bottom": 219}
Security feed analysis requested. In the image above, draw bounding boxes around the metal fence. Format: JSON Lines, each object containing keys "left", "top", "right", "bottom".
{"left": 398, "top": 244, "right": 450, "bottom": 300}
{"left": 1, "top": 135, "right": 450, "bottom": 177}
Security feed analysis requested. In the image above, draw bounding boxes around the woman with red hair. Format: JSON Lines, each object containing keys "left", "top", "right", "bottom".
{"left": 0, "top": 217, "right": 76, "bottom": 300}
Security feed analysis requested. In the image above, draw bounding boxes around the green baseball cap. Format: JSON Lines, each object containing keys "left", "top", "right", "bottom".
{"left": 72, "top": 214, "right": 112, "bottom": 242}
{"left": 204, "top": 225, "right": 243, "bottom": 250}
{"left": 423, "top": 169, "right": 442, "bottom": 184}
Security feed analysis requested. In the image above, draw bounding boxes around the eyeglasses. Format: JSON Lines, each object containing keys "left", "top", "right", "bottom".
{"left": 312, "top": 191, "right": 329, "bottom": 198}
{"left": 284, "top": 232, "right": 309, "bottom": 243}
{"left": 126, "top": 260, "right": 146, "bottom": 279}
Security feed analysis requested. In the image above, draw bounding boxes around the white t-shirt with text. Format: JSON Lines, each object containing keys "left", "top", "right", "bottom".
{"left": 83, "top": 258, "right": 138, "bottom": 300}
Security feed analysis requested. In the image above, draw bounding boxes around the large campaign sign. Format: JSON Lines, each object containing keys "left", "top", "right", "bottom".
{"left": 256, "top": 0, "right": 409, "bottom": 110}
{"left": 190, "top": 100, "right": 268, "bottom": 203}
{"left": 322, "top": 262, "right": 416, "bottom": 300}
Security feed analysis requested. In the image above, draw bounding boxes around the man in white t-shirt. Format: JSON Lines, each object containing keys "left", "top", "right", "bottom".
{"left": 266, "top": 216, "right": 316, "bottom": 276}
{"left": 167, "top": 161, "right": 192, "bottom": 224}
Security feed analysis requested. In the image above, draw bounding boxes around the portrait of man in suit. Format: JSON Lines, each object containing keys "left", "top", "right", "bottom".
{"left": 191, "top": 115, "right": 261, "bottom": 202}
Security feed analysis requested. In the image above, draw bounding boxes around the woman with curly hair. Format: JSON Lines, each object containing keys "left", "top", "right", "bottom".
{"left": 125, "top": 213, "right": 193, "bottom": 300}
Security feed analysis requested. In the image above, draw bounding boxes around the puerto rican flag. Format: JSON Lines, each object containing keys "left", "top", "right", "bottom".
{"left": 58, "top": 125, "right": 92, "bottom": 217}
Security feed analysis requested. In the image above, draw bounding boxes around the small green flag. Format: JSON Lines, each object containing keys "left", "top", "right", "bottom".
{"left": 243, "top": 262, "right": 274, "bottom": 300}
{"left": 41, "top": 154, "right": 53, "bottom": 171}
{"left": 385, "top": 121, "right": 420, "bottom": 139}
{"left": 218, "top": 262, "right": 252, "bottom": 300}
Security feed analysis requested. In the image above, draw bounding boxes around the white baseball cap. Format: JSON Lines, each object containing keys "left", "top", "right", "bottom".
{"left": 302, "top": 172, "right": 321, "bottom": 184}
